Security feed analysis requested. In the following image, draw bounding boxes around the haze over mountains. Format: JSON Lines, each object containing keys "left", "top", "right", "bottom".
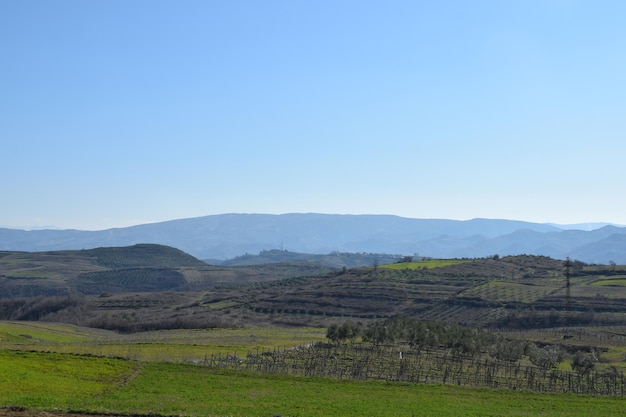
{"left": 1, "top": 214, "right": 625, "bottom": 264}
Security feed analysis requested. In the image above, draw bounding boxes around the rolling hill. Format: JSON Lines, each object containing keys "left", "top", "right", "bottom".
{"left": 0, "top": 244, "right": 333, "bottom": 298}
{"left": 3, "top": 249, "right": 625, "bottom": 333}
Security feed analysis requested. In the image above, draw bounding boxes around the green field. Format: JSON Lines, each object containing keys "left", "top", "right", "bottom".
{"left": 2, "top": 350, "right": 625, "bottom": 417}
{"left": 0, "top": 322, "right": 326, "bottom": 361}
{"left": 0, "top": 321, "right": 108, "bottom": 343}
{"left": 591, "top": 279, "right": 626, "bottom": 287}
{"left": 0, "top": 350, "right": 136, "bottom": 409}
{"left": 3, "top": 321, "right": 626, "bottom": 416}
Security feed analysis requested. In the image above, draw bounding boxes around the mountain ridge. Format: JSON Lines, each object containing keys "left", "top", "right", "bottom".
{"left": 1, "top": 213, "right": 625, "bottom": 264}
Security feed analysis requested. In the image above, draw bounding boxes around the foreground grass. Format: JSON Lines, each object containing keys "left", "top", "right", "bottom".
{"left": 0, "top": 350, "right": 135, "bottom": 409}
{"left": 2, "top": 350, "right": 626, "bottom": 417}
{"left": 100, "top": 364, "right": 626, "bottom": 417}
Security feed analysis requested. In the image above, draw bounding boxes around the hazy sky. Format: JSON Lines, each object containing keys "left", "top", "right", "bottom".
{"left": 2, "top": 1, "right": 626, "bottom": 230}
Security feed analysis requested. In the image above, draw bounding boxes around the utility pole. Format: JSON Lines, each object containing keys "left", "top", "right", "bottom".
{"left": 564, "top": 257, "right": 572, "bottom": 306}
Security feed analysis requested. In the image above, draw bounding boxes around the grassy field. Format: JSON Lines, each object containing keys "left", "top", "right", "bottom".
{"left": 0, "top": 350, "right": 136, "bottom": 409}
{"left": 2, "top": 350, "right": 626, "bottom": 417}
{"left": 0, "top": 321, "right": 326, "bottom": 361}
{"left": 88, "top": 363, "right": 626, "bottom": 417}
{"left": 591, "top": 278, "right": 626, "bottom": 287}
{"left": 0, "top": 321, "right": 110, "bottom": 344}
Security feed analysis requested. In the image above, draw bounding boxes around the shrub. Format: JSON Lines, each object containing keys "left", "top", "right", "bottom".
{"left": 571, "top": 350, "right": 598, "bottom": 376}
{"left": 527, "top": 343, "right": 564, "bottom": 371}
{"left": 489, "top": 338, "right": 527, "bottom": 362}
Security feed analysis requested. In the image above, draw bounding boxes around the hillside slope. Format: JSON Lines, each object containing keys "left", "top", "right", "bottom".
{"left": 4, "top": 254, "right": 624, "bottom": 333}
{"left": 171, "top": 255, "right": 626, "bottom": 329}
{"left": 0, "top": 244, "right": 332, "bottom": 298}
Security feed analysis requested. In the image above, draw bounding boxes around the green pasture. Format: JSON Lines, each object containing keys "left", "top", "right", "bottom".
{"left": 119, "top": 326, "right": 326, "bottom": 347}
{"left": 95, "top": 364, "right": 626, "bottom": 417}
{"left": 0, "top": 256, "right": 30, "bottom": 264}
{"left": 380, "top": 259, "right": 471, "bottom": 270}
{"left": 0, "top": 321, "right": 107, "bottom": 343}
{"left": 0, "top": 321, "right": 326, "bottom": 361}
{"left": 591, "top": 279, "right": 626, "bottom": 287}
{"left": 1, "top": 351, "right": 625, "bottom": 417}
{"left": 0, "top": 350, "right": 135, "bottom": 409}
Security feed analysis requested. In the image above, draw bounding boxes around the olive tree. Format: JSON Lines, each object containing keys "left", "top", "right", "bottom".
{"left": 527, "top": 343, "right": 564, "bottom": 372}
{"left": 571, "top": 350, "right": 598, "bottom": 376}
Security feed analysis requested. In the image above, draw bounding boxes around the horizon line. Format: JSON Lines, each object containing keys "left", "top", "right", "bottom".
{"left": 2, "top": 212, "right": 624, "bottom": 232}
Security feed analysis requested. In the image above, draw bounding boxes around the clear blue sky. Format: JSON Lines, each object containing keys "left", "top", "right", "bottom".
{"left": 2, "top": 1, "right": 625, "bottom": 230}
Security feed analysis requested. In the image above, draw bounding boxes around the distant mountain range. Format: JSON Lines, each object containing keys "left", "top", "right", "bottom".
{"left": 1, "top": 213, "right": 626, "bottom": 264}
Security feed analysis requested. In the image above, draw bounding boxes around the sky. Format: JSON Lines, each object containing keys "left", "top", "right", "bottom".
{"left": 2, "top": 1, "right": 626, "bottom": 230}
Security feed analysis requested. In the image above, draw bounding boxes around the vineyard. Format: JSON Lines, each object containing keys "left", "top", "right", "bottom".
{"left": 204, "top": 317, "right": 626, "bottom": 396}
{"left": 207, "top": 343, "right": 625, "bottom": 395}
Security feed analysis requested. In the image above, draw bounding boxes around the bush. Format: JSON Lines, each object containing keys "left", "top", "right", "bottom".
{"left": 490, "top": 338, "right": 527, "bottom": 362}
{"left": 571, "top": 350, "right": 598, "bottom": 375}
{"left": 326, "top": 322, "right": 362, "bottom": 344}
{"left": 528, "top": 343, "right": 564, "bottom": 371}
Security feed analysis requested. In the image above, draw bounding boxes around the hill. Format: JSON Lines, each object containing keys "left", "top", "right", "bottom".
{"left": 218, "top": 249, "right": 404, "bottom": 268}
{"left": 3, "top": 249, "right": 625, "bottom": 333}
{"left": 3, "top": 213, "right": 626, "bottom": 263}
{"left": 81, "top": 244, "right": 208, "bottom": 268}
{"left": 160, "top": 255, "right": 626, "bottom": 330}
{"left": 0, "top": 244, "right": 333, "bottom": 298}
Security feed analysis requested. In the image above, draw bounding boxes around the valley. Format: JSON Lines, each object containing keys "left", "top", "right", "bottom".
{"left": 2, "top": 243, "right": 626, "bottom": 415}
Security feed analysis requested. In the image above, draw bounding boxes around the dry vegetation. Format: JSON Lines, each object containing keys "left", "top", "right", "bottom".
{"left": 3, "top": 248, "right": 626, "bottom": 333}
